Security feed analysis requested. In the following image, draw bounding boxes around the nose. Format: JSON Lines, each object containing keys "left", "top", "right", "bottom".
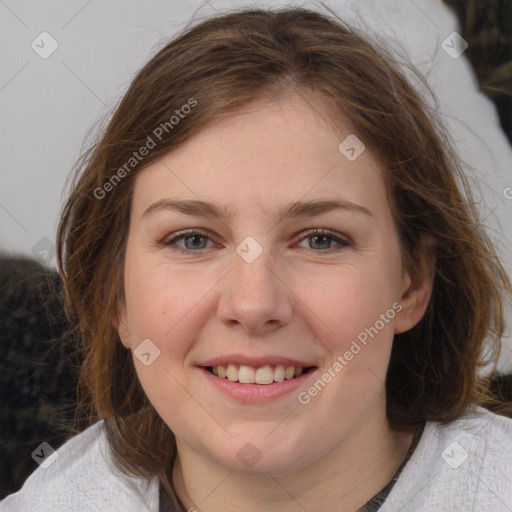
{"left": 217, "top": 244, "right": 294, "bottom": 335}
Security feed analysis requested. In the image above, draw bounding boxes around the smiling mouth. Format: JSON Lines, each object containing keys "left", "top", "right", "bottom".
{"left": 204, "top": 364, "right": 317, "bottom": 385}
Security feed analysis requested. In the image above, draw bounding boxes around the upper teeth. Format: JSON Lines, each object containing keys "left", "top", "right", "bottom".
{"left": 211, "top": 364, "right": 305, "bottom": 384}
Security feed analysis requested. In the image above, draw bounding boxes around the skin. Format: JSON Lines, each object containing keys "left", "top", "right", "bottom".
{"left": 115, "top": 92, "right": 434, "bottom": 512}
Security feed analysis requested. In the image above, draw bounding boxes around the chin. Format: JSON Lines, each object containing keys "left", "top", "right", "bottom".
{"left": 199, "top": 430, "right": 317, "bottom": 477}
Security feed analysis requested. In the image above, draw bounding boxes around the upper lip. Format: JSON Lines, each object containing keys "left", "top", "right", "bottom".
{"left": 198, "top": 355, "right": 317, "bottom": 368}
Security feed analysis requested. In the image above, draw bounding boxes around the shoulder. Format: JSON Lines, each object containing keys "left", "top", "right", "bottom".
{"left": 0, "top": 421, "right": 160, "bottom": 512}
{"left": 382, "top": 407, "right": 512, "bottom": 512}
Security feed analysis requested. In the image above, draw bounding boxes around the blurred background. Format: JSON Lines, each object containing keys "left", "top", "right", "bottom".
{"left": 1, "top": 0, "right": 511, "bottom": 499}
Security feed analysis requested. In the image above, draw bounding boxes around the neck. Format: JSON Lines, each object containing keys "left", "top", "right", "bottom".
{"left": 172, "top": 398, "right": 417, "bottom": 512}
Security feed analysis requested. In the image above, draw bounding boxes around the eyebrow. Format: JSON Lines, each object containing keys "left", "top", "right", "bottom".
{"left": 142, "top": 198, "right": 372, "bottom": 221}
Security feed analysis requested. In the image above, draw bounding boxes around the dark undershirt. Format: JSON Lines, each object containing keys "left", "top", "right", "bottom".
{"left": 357, "top": 423, "right": 424, "bottom": 511}
{"left": 159, "top": 423, "right": 425, "bottom": 512}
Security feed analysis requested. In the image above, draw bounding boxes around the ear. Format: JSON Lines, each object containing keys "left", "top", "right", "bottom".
{"left": 394, "top": 235, "right": 436, "bottom": 334}
{"left": 113, "top": 300, "right": 132, "bottom": 350}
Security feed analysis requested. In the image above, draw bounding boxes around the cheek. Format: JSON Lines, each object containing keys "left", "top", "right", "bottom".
{"left": 302, "top": 259, "right": 400, "bottom": 363}
{"left": 123, "top": 260, "right": 212, "bottom": 352}
{"left": 309, "top": 265, "right": 397, "bottom": 324}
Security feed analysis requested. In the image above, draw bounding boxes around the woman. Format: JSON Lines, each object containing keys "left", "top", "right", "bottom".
{"left": 2, "top": 6, "right": 511, "bottom": 511}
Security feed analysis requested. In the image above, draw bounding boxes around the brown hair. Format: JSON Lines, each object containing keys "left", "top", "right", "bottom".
{"left": 56, "top": 5, "right": 511, "bottom": 504}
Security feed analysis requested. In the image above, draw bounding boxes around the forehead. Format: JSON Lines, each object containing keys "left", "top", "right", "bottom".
{"left": 130, "top": 93, "right": 388, "bottom": 220}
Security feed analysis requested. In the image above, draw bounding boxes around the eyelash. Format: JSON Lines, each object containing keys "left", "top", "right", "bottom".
{"left": 161, "top": 228, "right": 350, "bottom": 254}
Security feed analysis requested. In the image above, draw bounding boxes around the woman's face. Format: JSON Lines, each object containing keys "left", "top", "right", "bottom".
{"left": 116, "top": 93, "right": 424, "bottom": 476}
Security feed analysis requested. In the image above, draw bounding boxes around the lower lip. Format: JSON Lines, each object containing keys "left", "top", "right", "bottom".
{"left": 199, "top": 367, "right": 316, "bottom": 403}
